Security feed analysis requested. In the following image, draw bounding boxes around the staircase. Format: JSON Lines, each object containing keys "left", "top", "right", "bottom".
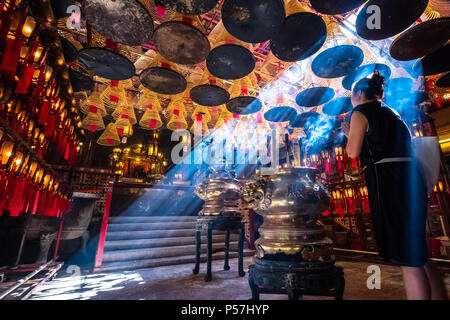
{"left": 94, "top": 216, "right": 254, "bottom": 272}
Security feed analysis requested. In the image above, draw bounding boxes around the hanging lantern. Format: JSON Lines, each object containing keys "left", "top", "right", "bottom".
{"left": 97, "top": 123, "right": 121, "bottom": 146}
{"left": 0, "top": 141, "right": 14, "bottom": 166}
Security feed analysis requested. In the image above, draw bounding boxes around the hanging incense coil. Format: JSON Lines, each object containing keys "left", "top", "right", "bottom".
{"left": 139, "top": 104, "right": 163, "bottom": 130}
{"left": 420, "top": 5, "right": 442, "bottom": 20}
{"left": 167, "top": 107, "right": 188, "bottom": 131}
{"left": 322, "top": 97, "right": 353, "bottom": 116}
{"left": 81, "top": 107, "right": 106, "bottom": 132}
{"left": 135, "top": 89, "right": 162, "bottom": 112}
{"left": 226, "top": 76, "right": 262, "bottom": 115}
{"left": 153, "top": 14, "right": 210, "bottom": 65}
{"left": 215, "top": 108, "right": 234, "bottom": 129}
{"left": 389, "top": 17, "right": 450, "bottom": 61}
{"left": 190, "top": 114, "right": 210, "bottom": 136}
{"left": 164, "top": 96, "right": 188, "bottom": 119}
{"left": 60, "top": 36, "right": 81, "bottom": 63}
{"left": 82, "top": 0, "right": 154, "bottom": 46}
{"left": 158, "top": 0, "right": 219, "bottom": 15}
{"left": 68, "top": 68, "right": 94, "bottom": 92}
{"left": 100, "top": 82, "right": 128, "bottom": 113}
{"left": 112, "top": 102, "right": 137, "bottom": 124}
{"left": 206, "top": 24, "right": 255, "bottom": 80}
{"left": 190, "top": 71, "right": 230, "bottom": 106}
{"left": 221, "top": 0, "right": 286, "bottom": 43}
{"left": 429, "top": 0, "right": 450, "bottom": 16}
{"left": 413, "top": 43, "right": 450, "bottom": 76}
{"left": 80, "top": 91, "right": 107, "bottom": 117}
{"left": 295, "top": 87, "right": 335, "bottom": 107}
{"left": 140, "top": 55, "right": 187, "bottom": 95}
{"left": 97, "top": 122, "right": 121, "bottom": 146}
{"left": 311, "top": 45, "right": 364, "bottom": 78}
{"left": 78, "top": 33, "right": 136, "bottom": 80}
{"left": 356, "top": 0, "right": 428, "bottom": 40}
{"left": 270, "top": 0, "right": 327, "bottom": 62}
{"left": 115, "top": 115, "right": 133, "bottom": 137}
{"left": 191, "top": 104, "right": 212, "bottom": 123}
{"left": 436, "top": 72, "right": 450, "bottom": 88}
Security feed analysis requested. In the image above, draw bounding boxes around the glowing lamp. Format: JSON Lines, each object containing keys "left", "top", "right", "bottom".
{"left": 334, "top": 146, "right": 343, "bottom": 156}
{"left": 331, "top": 190, "right": 342, "bottom": 201}
{"left": 22, "top": 16, "right": 36, "bottom": 38}
{"left": 0, "top": 141, "right": 14, "bottom": 165}
{"left": 359, "top": 186, "right": 368, "bottom": 197}
{"left": 344, "top": 188, "right": 354, "bottom": 199}
{"left": 45, "top": 66, "right": 53, "bottom": 82}
{"left": 29, "top": 161, "right": 38, "bottom": 177}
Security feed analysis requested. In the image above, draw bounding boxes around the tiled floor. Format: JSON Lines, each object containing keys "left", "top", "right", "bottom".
{"left": 29, "top": 257, "right": 450, "bottom": 300}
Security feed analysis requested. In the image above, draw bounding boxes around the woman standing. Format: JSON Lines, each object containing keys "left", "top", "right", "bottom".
{"left": 342, "top": 72, "right": 448, "bottom": 300}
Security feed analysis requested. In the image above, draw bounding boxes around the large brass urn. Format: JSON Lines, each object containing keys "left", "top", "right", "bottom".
{"left": 243, "top": 167, "right": 344, "bottom": 300}
{"left": 244, "top": 167, "right": 331, "bottom": 261}
{"left": 195, "top": 167, "right": 244, "bottom": 217}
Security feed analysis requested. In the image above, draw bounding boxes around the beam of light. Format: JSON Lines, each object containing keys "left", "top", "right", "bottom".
{"left": 53, "top": 8, "right": 430, "bottom": 290}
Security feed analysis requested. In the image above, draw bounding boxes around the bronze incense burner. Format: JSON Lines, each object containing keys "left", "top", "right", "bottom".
{"left": 243, "top": 167, "right": 345, "bottom": 300}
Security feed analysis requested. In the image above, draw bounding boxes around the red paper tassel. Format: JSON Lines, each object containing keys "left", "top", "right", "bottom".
{"left": 31, "top": 186, "right": 40, "bottom": 215}
{"left": 363, "top": 198, "right": 370, "bottom": 214}
{"left": 105, "top": 38, "right": 118, "bottom": 51}
{"left": 0, "top": 9, "right": 27, "bottom": 73}
{"left": 38, "top": 100, "right": 50, "bottom": 124}
{"left": 15, "top": 65, "right": 35, "bottom": 94}
{"left": 337, "top": 203, "right": 344, "bottom": 217}
{"left": 44, "top": 114, "right": 57, "bottom": 136}
{"left": 149, "top": 119, "right": 156, "bottom": 129}
{"left": 348, "top": 199, "right": 355, "bottom": 214}
{"left": 0, "top": 38, "right": 22, "bottom": 72}
{"left": 173, "top": 109, "right": 179, "bottom": 116}
{"left": 156, "top": 5, "right": 166, "bottom": 16}
{"left": 257, "top": 112, "right": 262, "bottom": 123}
{"left": 233, "top": 114, "right": 239, "bottom": 119}
{"left": 64, "top": 144, "right": 71, "bottom": 160}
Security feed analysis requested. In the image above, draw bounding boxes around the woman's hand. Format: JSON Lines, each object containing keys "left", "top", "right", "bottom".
{"left": 342, "top": 121, "right": 350, "bottom": 137}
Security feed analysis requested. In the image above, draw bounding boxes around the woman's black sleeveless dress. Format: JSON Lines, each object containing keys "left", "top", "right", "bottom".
{"left": 352, "top": 101, "right": 428, "bottom": 267}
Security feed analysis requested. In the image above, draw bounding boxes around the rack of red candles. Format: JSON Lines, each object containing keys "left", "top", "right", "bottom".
{"left": 0, "top": 1, "right": 83, "bottom": 167}
{"left": 0, "top": 121, "right": 72, "bottom": 218}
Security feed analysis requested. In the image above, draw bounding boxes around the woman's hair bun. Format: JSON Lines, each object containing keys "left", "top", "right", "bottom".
{"left": 369, "top": 71, "right": 385, "bottom": 91}
{"left": 353, "top": 70, "right": 385, "bottom": 100}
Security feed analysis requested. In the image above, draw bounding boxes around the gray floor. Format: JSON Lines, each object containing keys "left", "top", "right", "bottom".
{"left": 29, "top": 257, "right": 450, "bottom": 300}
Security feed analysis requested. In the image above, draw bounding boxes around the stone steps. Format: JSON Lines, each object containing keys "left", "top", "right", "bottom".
{"left": 97, "top": 215, "right": 254, "bottom": 272}
{"left": 95, "top": 250, "right": 254, "bottom": 273}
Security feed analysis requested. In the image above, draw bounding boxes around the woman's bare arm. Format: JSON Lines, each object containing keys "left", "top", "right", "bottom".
{"left": 345, "top": 111, "right": 369, "bottom": 159}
